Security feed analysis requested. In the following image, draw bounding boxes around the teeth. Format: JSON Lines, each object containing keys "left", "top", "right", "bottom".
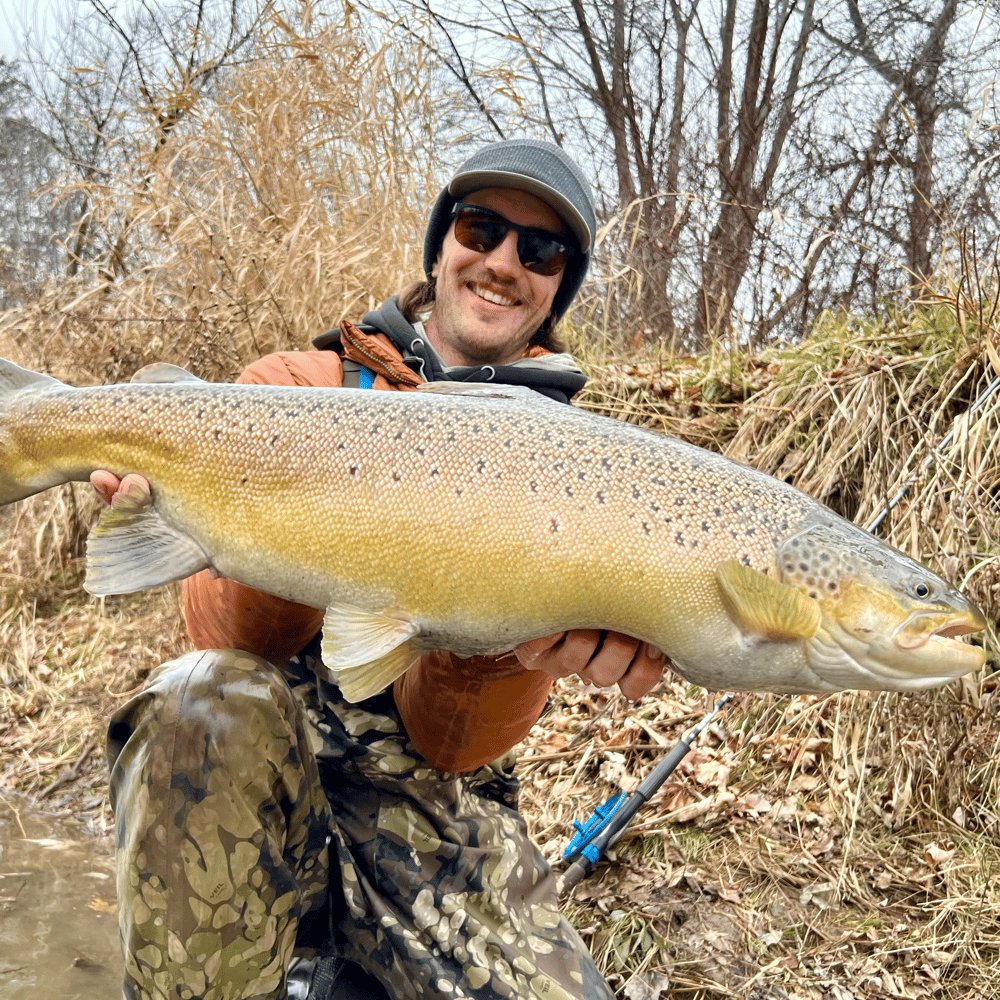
{"left": 475, "top": 285, "right": 515, "bottom": 306}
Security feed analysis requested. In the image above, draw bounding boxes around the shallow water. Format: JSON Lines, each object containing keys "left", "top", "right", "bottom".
{"left": 0, "top": 803, "right": 121, "bottom": 999}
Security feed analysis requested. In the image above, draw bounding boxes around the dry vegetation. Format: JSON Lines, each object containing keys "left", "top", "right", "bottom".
{"left": 2, "top": 6, "right": 1000, "bottom": 999}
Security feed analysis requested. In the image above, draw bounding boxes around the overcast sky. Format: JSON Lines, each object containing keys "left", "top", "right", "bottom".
{"left": 1, "top": 0, "right": 62, "bottom": 64}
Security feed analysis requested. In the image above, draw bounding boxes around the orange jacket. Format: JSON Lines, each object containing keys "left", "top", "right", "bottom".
{"left": 183, "top": 319, "right": 555, "bottom": 772}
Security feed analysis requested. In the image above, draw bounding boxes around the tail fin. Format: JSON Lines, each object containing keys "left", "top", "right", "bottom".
{"left": 0, "top": 359, "right": 66, "bottom": 505}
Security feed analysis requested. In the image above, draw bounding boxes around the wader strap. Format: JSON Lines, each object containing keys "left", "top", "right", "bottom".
{"left": 341, "top": 358, "right": 377, "bottom": 389}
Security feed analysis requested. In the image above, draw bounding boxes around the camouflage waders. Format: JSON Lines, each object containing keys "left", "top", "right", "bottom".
{"left": 107, "top": 648, "right": 614, "bottom": 1000}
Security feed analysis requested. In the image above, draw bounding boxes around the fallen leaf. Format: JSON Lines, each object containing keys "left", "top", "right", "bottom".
{"left": 622, "top": 971, "right": 671, "bottom": 999}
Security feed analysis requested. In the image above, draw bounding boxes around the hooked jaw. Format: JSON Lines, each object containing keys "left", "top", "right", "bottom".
{"left": 894, "top": 605, "right": 987, "bottom": 649}
{"left": 808, "top": 607, "right": 988, "bottom": 692}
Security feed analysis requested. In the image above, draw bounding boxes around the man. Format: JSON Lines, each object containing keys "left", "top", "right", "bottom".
{"left": 94, "top": 139, "right": 665, "bottom": 1000}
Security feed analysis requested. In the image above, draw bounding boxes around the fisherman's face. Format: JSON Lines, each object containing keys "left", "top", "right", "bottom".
{"left": 425, "top": 187, "right": 568, "bottom": 368}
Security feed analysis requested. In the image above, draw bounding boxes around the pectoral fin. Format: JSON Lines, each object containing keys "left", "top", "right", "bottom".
{"left": 322, "top": 605, "right": 422, "bottom": 702}
{"left": 85, "top": 481, "right": 211, "bottom": 594}
{"left": 716, "top": 560, "right": 821, "bottom": 641}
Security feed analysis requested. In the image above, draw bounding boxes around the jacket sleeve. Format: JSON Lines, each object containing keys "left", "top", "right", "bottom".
{"left": 394, "top": 653, "right": 554, "bottom": 773}
{"left": 182, "top": 351, "right": 343, "bottom": 659}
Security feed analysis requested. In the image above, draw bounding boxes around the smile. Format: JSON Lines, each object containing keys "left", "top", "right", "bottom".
{"left": 472, "top": 283, "right": 517, "bottom": 307}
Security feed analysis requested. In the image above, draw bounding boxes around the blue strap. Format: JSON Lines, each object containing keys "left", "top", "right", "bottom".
{"left": 359, "top": 365, "right": 376, "bottom": 389}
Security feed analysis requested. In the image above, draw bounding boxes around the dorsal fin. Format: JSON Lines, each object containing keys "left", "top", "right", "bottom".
{"left": 131, "top": 363, "right": 207, "bottom": 385}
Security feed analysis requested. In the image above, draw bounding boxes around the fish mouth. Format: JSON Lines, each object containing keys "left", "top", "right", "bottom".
{"left": 881, "top": 610, "right": 988, "bottom": 684}
{"left": 893, "top": 610, "right": 986, "bottom": 651}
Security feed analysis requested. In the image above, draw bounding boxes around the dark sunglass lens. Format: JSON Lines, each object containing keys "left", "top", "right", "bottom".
{"left": 453, "top": 212, "right": 504, "bottom": 254}
{"left": 452, "top": 205, "right": 571, "bottom": 275}
{"left": 519, "top": 235, "right": 567, "bottom": 275}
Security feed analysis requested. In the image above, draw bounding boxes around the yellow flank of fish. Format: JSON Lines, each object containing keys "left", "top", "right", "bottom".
{"left": 0, "top": 359, "right": 987, "bottom": 701}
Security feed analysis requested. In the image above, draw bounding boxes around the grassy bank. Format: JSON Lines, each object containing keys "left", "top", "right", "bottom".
{"left": 2, "top": 309, "right": 999, "bottom": 997}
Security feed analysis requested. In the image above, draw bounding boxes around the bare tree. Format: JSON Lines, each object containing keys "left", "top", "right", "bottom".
{"left": 14, "top": 0, "right": 267, "bottom": 282}
{"left": 0, "top": 58, "right": 70, "bottom": 304}
{"left": 374, "top": 0, "right": 1000, "bottom": 347}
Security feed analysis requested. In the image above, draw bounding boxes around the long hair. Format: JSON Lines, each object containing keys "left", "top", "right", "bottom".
{"left": 397, "top": 279, "right": 568, "bottom": 354}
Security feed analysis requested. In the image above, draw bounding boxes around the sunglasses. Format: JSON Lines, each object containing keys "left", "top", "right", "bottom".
{"left": 450, "top": 203, "right": 577, "bottom": 276}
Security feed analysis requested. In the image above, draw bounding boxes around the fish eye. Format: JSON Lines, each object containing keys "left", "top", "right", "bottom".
{"left": 913, "top": 582, "right": 933, "bottom": 599}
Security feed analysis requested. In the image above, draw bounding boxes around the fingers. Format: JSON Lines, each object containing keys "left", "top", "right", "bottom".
{"left": 513, "top": 632, "right": 569, "bottom": 668}
{"left": 90, "top": 470, "right": 121, "bottom": 505}
{"left": 514, "top": 629, "right": 666, "bottom": 701}
{"left": 89, "top": 471, "right": 152, "bottom": 507}
{"left": 616, "top": 642, "right": 666, "bottom": 702}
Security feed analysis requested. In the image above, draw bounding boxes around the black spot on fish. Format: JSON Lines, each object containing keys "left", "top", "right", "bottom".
{"left": 550, "top": 519, "right": 559, "bottom": 533}
{"left": 349, "top": 467, "right": 358, "bottom": 476}
{"left": 393, "top": 472, "right": 401, "bottom": 482}
{"left": 596, "top": 491, "right": 605, "bottom": 503}
{"left": 676, "top": 532, "right": 684, "bottom": 544}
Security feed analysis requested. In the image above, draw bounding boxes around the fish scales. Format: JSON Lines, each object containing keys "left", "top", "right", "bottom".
{"left": 0, "top": 359, "right": 987, "bottom": 701}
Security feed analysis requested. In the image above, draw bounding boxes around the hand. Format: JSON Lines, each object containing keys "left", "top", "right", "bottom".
{"left": 90, "top": 470, "right": 151, "bottom": 506}
{"left": 513, "top": 629, "right": 666, "bottom": 701}
{"left": 90, "top": 470, "right": 223, "bottom": 580}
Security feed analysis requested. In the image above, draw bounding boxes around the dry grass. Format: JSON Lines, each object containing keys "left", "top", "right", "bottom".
{"left": 0, "top": 3, "right": 438, "bottom": 387}
{"left": 3, "top": 6, "right": 1000, "bottom": 996}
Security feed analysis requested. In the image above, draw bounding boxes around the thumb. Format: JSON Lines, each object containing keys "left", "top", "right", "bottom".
{"left": 513, "top": 632, "right": 566, "bottom": 668}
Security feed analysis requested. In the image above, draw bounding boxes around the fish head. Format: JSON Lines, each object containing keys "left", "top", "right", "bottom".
{"left": 777, "top": 521, "right": 987, "bottom": 691}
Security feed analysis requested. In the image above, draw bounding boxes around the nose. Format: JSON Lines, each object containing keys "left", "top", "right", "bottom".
{"left": 481, "top": 229, "right": 521, "bottom": 276}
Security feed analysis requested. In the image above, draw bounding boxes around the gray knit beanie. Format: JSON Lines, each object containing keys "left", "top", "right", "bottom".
{"left": 423, "top": 139, "right": 596, "bottom": 321}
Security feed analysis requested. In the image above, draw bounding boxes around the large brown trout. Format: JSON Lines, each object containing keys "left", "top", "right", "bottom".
{"left": 0, "top": 358, "right": 986, "bottom": 700}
